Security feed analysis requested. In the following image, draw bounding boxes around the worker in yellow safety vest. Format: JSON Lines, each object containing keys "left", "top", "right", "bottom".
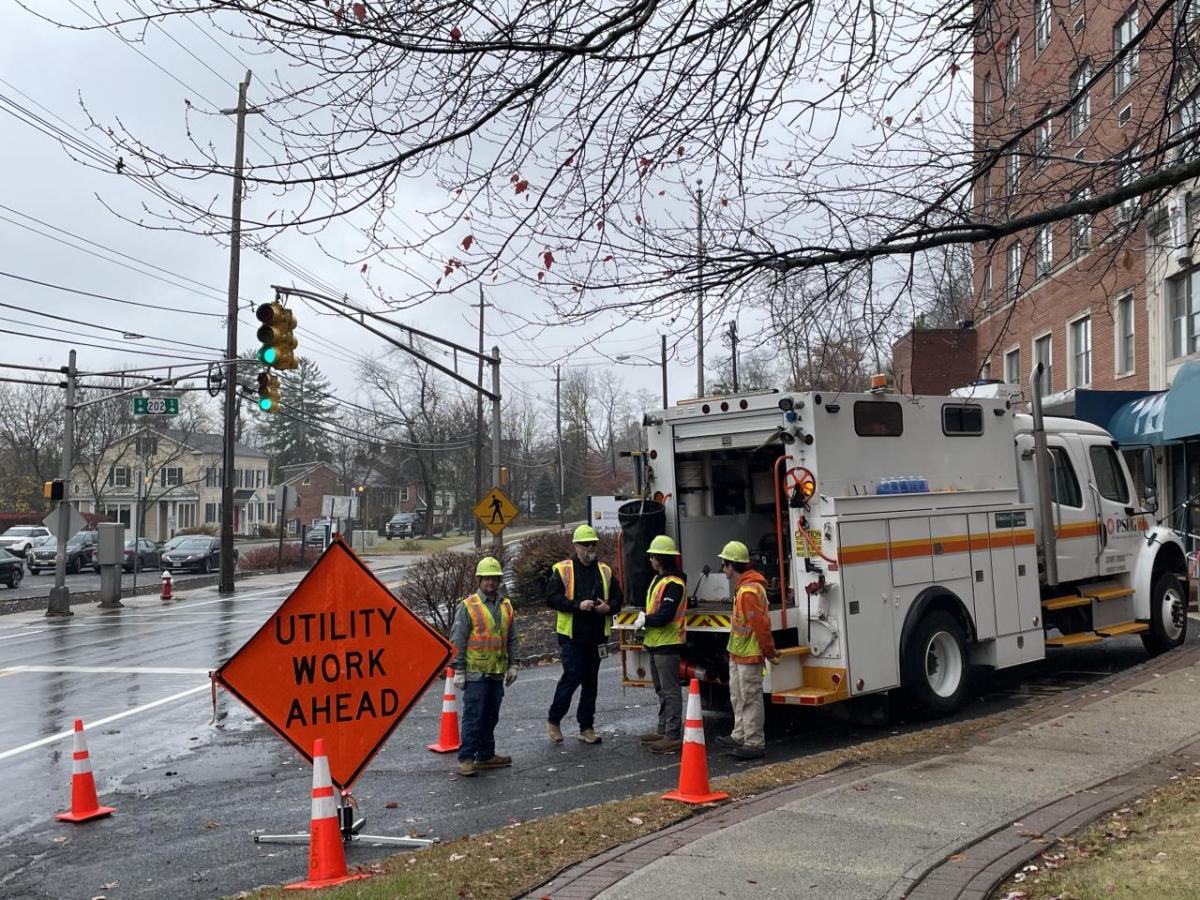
{"left": 450, "top": 556, "right": 518, "bottom": 777}
{"left": 714, "top": 540, "right": 780, "bottom": 760}
{"left": 545, "top": 524, "right": 624, "bottom": 744}
{"left": 631, "top": 535, "right": 688, "bottom": 754}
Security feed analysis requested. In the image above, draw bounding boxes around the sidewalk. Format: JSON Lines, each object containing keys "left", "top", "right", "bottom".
{"left": 535, "top": 643, "right": 1200, "bottom": 900}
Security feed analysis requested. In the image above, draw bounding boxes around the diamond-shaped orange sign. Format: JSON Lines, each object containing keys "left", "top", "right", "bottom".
{"left": 215, "top": 536, "right": 452, "bottom": 788}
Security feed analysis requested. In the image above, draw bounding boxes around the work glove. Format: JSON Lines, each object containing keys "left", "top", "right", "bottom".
{"left": 769, "top": 653, "right": 783, "bottom": 666}
{"left": 505, "top": 666, "right": 518, "bottom": 687}
{"left": 632, "top": 611, "right": 646, "bottom": 630}
{"left": 453, "top": 671, "right": 467, "bottom": 691}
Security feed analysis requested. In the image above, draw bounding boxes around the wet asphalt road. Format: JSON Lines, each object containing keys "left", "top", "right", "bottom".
{"left": 0, "top": 572, "right": 1185, "bottom": 900}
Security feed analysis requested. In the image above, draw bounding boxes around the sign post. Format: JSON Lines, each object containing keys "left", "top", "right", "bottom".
{"left": 214, "top": 536, "right": 453, "bottom": 848}
{"left": 473, "top": 486, "right": 519, "bottom": 537}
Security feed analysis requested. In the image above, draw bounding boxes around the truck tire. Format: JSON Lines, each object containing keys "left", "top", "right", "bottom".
{"left": 1142, "top": 572, "right": 1187, "bottom": 656}
{"left": 902, "top": 610, "right": 969, "bottom": 719}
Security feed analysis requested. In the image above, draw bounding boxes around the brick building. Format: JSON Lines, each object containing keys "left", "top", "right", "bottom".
{"left": 892, "top": 326, "right": 981, "bottom": 395}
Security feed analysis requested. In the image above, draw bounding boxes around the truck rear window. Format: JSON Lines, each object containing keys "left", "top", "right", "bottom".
{"left": 853, "top": 401, "right": 903, "bottom": 436}
{"left": 942, "top": 404, "right": 983, "bottom": 435}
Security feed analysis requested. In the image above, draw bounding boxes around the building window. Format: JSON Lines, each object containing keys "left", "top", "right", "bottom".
{"left": 302, "top": 475, "right": 312, "bottom": 485}
{"left": 1036, "top": 0, "right": 1052, "bottom": 52}
{"left": 1071, "top": 188, "right": 1092, "bottom": 256}
{"left": 1116, "top": 293, "right": 1135, "bottom": 374}
{"left": 1115, "top": 150, "right": 1139, "bottom": 225}
{"left": 982, "top": 264, "right": 993, "bottom": 311}
{"left": 399, "top": 486, "right": 411, "bottom": 502}
{"left": 1070, "top": 315, "right": 1092, "bottom": 387}
{"left": 1006, "top": 32, "right": 1021, "bottom": 91}
{"left": 982, "top": 177, "right": 993, "bottom": 218}
{"left": 267, "top": 503, "right": 276, "bottom": 523}
{"left": 1113, "top": 8, "right": 1138, "bottom": 95}
{"left": 1070, "top": 61, "right": 1091, "bottom": 138}
{"left": 205, "top": 467, "right": 223, "bottom": 488}
{"left": 1007, "top": 241, "right": 1022, "bottom": 300}
{"left": 1005, "top": 348, "right": 1021, "bottom": 384}
{"left": 204, "top": 503, "right": 218, "bottom": 524}
{"left": 1034, "top": 333, "right": 1053, "bottom": 394}
{"left": 1168, "top": 270, "right": 1200, "bottom": 358}
{"left": 160, "top": 467, "right": 183, "bottom": 488}
{"left": 1037, "top": 224, "right": 1054, "bottom": 276}
{"left": 108, "top": 466, "right": 130, "bottom": 488}
{"left": 178, "top": 504, "right": 196, "bottom": 529}
{"left": 1035, "top": 109, "right": 1052, "bottom": 169}
{"left": 983, "top": 73, "right": 994, "bottom": 123}
{"left": 1006, "top": 150, "right": 1020, "bottom": 197}
{"left": 136, "top": 435, "right": 158, "bottom": 457}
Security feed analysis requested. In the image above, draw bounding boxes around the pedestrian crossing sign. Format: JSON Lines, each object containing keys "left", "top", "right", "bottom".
{"left": 474, "top": 487, "right": 519, "bottom": 536}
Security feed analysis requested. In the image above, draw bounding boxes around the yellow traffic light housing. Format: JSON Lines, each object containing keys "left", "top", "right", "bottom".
{"left": 257, "top": 370, "right": 281, "bottom": 413}
{"left": 256, "top": 301, "right": 299, "bottom": 370}
{"left": 43, "top": 479, "right": 65, "bottom": 502}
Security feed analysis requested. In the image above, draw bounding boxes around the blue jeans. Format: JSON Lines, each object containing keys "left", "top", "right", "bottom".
{"left": 459, "top": 677, "right": 505, "bottom": 763}
{"left": 548, "top": 639, "right": 600, "bottom": 729}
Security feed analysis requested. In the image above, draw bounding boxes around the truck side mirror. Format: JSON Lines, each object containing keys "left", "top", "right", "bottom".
{"left": 1141, "top": 448, "right": 1158, "bottom": 513}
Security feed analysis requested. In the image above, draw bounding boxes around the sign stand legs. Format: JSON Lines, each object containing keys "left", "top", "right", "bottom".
{"left": 254, "top": 793, "right": 435, "bottom": 850}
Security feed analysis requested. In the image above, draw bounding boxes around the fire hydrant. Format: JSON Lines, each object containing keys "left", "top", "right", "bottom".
{"left": 160, "top": 569, "right": 173, "bottom": 601}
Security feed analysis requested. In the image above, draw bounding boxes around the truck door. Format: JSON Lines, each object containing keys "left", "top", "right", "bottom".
{"left": 1081, "top": 437, "right": 1143, "bottom": 577}
{"left": 1042, "top": 437, "right": 1097, "bottom": 583}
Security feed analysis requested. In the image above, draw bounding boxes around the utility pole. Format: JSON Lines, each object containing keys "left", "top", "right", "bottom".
{"left": 556, "top": 364, "right": 564, "bottom": 528}
{"left": 491, "top": 345, "right": 503, "bottom": 553}
{"left": 661, "top": 334, "right": 669, "bottom": 408}
{"left": 695, "top": 179, "right": 705, "bottom": 398}
{"left": 47, "top": 349, "right": 76, "bottom": 617}
{"left": 219, "top": 70, "right": 253, "bottom": 596}
{"left": 728, "top": 321, "right": 740, "bottom": 392}
{"left": 473, "top": 288, "right": 488, "bottom": 549}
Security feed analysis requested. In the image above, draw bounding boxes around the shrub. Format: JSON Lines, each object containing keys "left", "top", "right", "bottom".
{"left": 0, "top": 512, "right": 45, "bottom": 531}
{"left": 256, "top": 523, "right": 279, "bottom": 539}
{"left": 509, "top": 529, "right": 620, "bottom": 608}
{"left": 239, "top": 543, "right": 310, "bottom": 572}
{"left": 177, "top": 525, "right": 218, "bottom": 536}
{"left": 399, "top": 548, "right": 507, "bottom": 634}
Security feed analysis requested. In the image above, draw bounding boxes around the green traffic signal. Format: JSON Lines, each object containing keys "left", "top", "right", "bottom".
{"left": 259, "top": 396, "right": 274, "bottom": 411}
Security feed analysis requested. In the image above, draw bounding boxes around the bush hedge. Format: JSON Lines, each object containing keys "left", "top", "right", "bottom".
{"left": 399, "top": 548, "right": 508, "bottom": 634}
{"left": 239, "top": 543, "right": 310, "bottom": 572}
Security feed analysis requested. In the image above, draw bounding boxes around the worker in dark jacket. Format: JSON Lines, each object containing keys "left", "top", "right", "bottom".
{"left": 632, "top": 535, "right": 688, "bottom": 754}
{"left": 545, "top": 524, "right": 624, "bottom": 744}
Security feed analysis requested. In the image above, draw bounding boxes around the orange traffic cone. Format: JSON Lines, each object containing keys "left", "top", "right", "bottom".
{"left": 285, "top": 739, "right": 370, "bottom": 891}
{"left": 661, "top": 679, "right": 730, "bottom": 805}
{"left": 55, "top": 719, "right": 115, "bottom": 823}
{"left": 426, "top": 668, "right": 461, "bottom": 753}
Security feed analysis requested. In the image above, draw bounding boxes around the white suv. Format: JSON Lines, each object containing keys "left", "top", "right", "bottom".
{"left": 0, "top": 525, "right": 52, "bottom": 558}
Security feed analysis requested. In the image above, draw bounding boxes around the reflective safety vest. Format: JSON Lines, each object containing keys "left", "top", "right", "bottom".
{"left": 463, "top": 591, "right": 514, "bottom": 674}
{"left": 642, "top": 574, "right": 687, "bottom": 649}
{"left": 552, "top": 560, "right": 613, "bottom": 639}
{"left": 727, "top": 580, "right": 768, "bottom": 659}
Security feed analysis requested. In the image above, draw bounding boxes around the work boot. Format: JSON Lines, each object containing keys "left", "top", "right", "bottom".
{"left": 457, "top": 760, "right": 478, "bottom": 777}
{"left": 731, "top": 745, "right": 766, "bottom": 760}
{"left": 477, "top": 754, "right": 512, "bottom": 769}
{"left": 577, "top": 728, "right": 602, "bottom": 744}
{"left": 714, "top": 734, "right": 742, "bottom": 751}
{"left": 639, "top": 731, "right": 665, "bottom": 744}
{"left": 648, "top": 737, "right": 683, "bottom": 755}
{"left": 547, "top": 722, "right": 564, "bottom": 743}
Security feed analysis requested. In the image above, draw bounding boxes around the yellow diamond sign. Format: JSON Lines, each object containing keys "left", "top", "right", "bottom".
{"left": 474, "top": 486, "right": 519, "bottom": 536}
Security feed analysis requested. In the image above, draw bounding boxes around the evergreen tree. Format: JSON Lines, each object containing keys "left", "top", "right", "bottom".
{"left": 259, "top": 356, "right": 338, "bottom": 467}
{"left": 534, "top": 473, "right": 558, "bottom": 518}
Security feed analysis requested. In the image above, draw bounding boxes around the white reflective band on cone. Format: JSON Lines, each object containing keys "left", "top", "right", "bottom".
{"left": 442, "top": 697, "right": 457, "bottom": 712}
{"left": 310, "top": 755, "right": 338, "bottom": 821}
{"left": 684, "top": 725, "right": 705, "bottom": 743}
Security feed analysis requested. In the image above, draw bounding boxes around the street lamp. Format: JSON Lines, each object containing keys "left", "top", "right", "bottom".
{"left": 616, "top": 337, "right": 669, "bottom": 409}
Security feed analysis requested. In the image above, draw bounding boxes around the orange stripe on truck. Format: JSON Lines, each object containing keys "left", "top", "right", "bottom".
{"left": 839, "top": 528, "right": 1035, "bottom": 567}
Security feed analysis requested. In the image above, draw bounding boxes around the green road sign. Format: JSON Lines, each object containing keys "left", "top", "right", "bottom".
{"left": 133, "top": 396, "right": 180, "bottom": 416}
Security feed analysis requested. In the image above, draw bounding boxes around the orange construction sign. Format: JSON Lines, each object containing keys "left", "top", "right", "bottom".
{"left": 215, "top": 536, "right": 452, "bottom": 788}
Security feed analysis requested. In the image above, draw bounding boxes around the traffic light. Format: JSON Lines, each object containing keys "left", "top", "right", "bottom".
{"left": 43, "top": 479, "right": 64, "bottom": 502}
{"left": 257, "top": 371, "right": 281, "bottom": 414}
{"left": 255, "top": 301, "right": 298, "bottom": 370}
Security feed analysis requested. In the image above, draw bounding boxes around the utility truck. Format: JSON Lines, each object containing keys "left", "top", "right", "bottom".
{"left": 614, "top": 368, "right": 1190, "bottom": 717}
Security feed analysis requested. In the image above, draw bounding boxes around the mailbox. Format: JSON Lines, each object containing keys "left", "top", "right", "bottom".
{"left": 96, "top": 523, "right": 126, "bottom": 566}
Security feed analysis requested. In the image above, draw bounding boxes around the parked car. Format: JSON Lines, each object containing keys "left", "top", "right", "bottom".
{"left": 0, "top": 548, "right": 24, "bottom": 588}
{"left": 0, "top": 525, "right": 52, "bottom": 558}
{"left": 305, "top": 524, "right": 330, "bottom": 548}
{"left": 385, "top": 512, "right": 423, "bottom": 539}
{"left": 90, "top": 537, "right": 161, "bottom": 573}
{"left": 160, "top": 536, "right": 233, "bottom": 573}
{"left": 28, "top": 530, "right": 99, "bottom": 575}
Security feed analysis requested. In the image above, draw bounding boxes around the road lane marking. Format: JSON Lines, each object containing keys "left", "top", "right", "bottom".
{"left": 0, "top": 665, "right": 211, "bottom": 675}
{"left": 0, "top": 683, "right": 210, "bottom": 761}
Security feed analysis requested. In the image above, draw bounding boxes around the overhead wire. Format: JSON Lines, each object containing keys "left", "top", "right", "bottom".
{"left": 0, "top": 298, "right": 222, "bottom": 352}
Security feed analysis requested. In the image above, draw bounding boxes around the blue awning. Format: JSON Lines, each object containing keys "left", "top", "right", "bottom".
{"left": 1106, "top": 361, "right": 1200, "bottom": 446}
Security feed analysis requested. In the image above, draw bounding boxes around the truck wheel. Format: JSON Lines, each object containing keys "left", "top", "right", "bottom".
{"left": 1142, "top": 572, "right": 1187, "bottom": 656}
{"left": 903, "top": 610, "right": 969, "bottom": 718}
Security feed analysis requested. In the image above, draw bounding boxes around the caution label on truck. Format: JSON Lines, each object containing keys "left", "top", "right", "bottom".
{"left": 795, "top": 528, "right": 823, "bottom": 558}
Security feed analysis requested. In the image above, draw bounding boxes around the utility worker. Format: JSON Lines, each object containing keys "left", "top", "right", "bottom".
{"left": 450, "top": 556, "right": 518, "bottom": 777}
{"left": 714, "top": 540, "right": 780, "bottom": 760}
{"left": 545, "top": 524, "right": 624, "bottom": 744}
{"left": 631, "top": 535, "right": 687, "bottom": 754}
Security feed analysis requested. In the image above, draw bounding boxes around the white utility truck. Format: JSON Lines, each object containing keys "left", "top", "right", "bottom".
{"left": 615, "top": 371, "right": 1190, "bottom": 716}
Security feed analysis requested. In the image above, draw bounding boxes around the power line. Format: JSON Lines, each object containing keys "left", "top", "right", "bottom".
{"left": 0, "top": 325, "right": 216, "bottom": 362}
{"left": 0, "top": 269, "right": 228, "bottom": 321}
{"left": 0, "top": 297, "right": 222, "bottom": 352}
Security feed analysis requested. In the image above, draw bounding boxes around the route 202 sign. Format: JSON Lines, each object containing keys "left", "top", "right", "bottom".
{"left": 214, "top": 536, "right": 452, "bottom": 788}
{"left": 133, "top": 396, "right": 180, "bottom": 415}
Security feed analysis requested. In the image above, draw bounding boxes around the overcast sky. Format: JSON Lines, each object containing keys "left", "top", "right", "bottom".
{"left": 0, "top": 3, "right": 720, "bottom": 426}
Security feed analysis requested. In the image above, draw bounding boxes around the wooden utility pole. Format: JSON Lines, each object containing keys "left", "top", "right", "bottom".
{"left": 473, "top": 288, "right": 488, "bottom": 548}
{"left": 556, "top": 364, "right": 565, "bottom": 528}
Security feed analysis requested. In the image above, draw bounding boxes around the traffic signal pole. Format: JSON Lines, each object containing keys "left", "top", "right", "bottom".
{"left": 220, "top": 70, "right": 253, "bottom": 596}
{"left": 46, "top": 349, "right": 76, "bottom": 617}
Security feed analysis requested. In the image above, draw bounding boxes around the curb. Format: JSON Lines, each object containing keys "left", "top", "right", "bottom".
{"left": 528, "top": 640, "right": 1200, "bottom": 899}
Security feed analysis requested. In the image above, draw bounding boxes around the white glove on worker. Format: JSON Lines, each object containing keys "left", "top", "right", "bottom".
{"left": 505, "top": 666, "right": 518, "bottom": 687}
{"left": 453, "top": 671, "right": 467, "bottom": 691}
{"left": 632, "top": 611, "right": 646, "bottom": 630}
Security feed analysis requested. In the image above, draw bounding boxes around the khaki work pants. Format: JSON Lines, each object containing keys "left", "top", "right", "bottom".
{"left": 729, "top": 661, "right": 765, "bottom": 750}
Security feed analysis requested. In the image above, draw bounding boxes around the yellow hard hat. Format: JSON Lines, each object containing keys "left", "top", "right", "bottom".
{"left": 475, "top": 556, "right": 504, "bottom": 577}
{"left": 717, "top": 540, "right": 751, "bottom": 564}
{"left": 647, "top": 535, "right": 679, "bottom": 556}
{"left": 572, "top": 524, "right": 599, "bottom": 544}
